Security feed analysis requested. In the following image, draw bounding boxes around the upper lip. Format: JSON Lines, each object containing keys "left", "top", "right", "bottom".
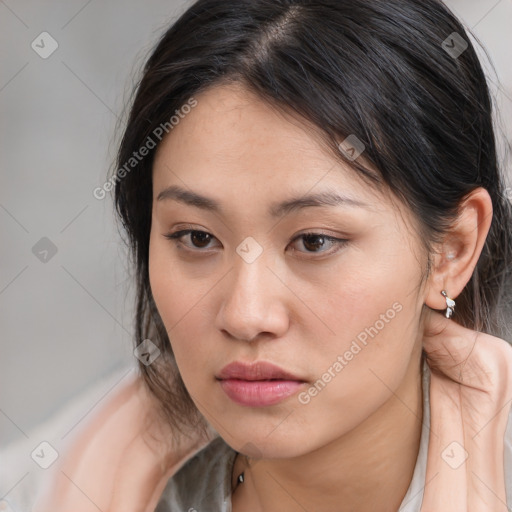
{"left": 217, "top": 361, "right": 304, "bottom": 381}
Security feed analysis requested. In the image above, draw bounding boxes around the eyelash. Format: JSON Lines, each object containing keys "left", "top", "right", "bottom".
{"left": 163, "top": 229, "right": 348, "bottom": 258}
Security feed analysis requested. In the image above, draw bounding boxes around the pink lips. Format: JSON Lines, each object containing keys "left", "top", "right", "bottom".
{"left": 216, "top": 361, "right": 306, "bottom": 407}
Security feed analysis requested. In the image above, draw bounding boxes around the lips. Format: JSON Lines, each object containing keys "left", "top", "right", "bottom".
{"left": 216, "top": 361, "right": 306, "bottom": 407}
{"left": 217, "top": 361, "right": 304, "bottom": 381}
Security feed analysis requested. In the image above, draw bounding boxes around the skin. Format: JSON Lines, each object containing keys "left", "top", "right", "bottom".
{"left": 148, "top": 82, "right": 446, "bottom": 511}
{"left": 420, "top": 309, "right": 512, "bottom": 511}
{"left": 35, "top": 83, "right": 511, "bottom": 512}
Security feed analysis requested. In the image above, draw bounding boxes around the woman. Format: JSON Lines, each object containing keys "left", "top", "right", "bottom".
{"left": 35, "top": 0, "right": 512, "bottom": 510}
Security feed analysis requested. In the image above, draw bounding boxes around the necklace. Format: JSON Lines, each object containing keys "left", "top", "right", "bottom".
{"left": 233, "top": 452, "right": 247, "bottom": 490}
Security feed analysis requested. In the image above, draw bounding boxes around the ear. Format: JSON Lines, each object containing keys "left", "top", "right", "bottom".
{"left": 424, "top": 187, "right": 493, "bottom": 311}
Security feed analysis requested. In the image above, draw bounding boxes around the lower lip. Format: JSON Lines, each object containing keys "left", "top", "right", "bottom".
{"left": 218, "top": 379, "right": 305, "bottom": 407}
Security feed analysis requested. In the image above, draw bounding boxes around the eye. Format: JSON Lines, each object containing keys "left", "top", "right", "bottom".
{"left": 163, "top": 229, "right": 348, "bottom": 257}
{"left": 163, "top": 229, "right": 219, "bottom": 251}
{"left": 289, "top": 232, "right": 348, "bottom": 256}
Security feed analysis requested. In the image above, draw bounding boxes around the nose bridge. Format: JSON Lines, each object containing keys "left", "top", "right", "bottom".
{"left": 230, "top": 239, "right": 274, "bottom": 309}
{"left": 217, "top": 238, "right": 288, "bottom": 341}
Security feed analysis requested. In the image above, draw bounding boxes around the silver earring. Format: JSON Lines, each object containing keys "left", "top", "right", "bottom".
{"left": 441, "top": 290, "right": 455, "bottom": 318}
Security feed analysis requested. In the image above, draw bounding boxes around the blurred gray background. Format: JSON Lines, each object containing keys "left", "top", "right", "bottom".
{"left": 0, "top": 0, "right": 511, "bottom": 509}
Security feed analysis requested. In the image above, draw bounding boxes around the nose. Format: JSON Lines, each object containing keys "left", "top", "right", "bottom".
{"left": 215, "top": 251, "right": 290, "bottom": 343}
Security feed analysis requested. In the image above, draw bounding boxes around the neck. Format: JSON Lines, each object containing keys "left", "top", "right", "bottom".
{"left": 231, "top": 350, "right": 425, "bottom": 512}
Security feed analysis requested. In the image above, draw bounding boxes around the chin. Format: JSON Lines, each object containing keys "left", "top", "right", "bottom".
{"left": 214, "top": 424, "right": 322, "bottom": 460}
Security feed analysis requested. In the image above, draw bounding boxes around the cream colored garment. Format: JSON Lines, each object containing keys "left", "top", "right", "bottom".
{"left": 155, "top": 361, "right": 512, "bottom": 511}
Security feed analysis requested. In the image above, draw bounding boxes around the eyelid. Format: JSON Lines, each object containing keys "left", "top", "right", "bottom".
{"left": 289, "top": 231, "right": 348, "bottom": 257}
{"left": 163, "top": 228, "right": 221, "bottom": 252}
{"left": 163, "top": 227, "right": 349, "bottom": 257}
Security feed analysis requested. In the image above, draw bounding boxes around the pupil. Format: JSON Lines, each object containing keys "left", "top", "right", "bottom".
{"left": 192, "top": 231, "right": 210, "bottom": 248}
{"left": 303, "top": 234, "right": 324, "bottom": 251}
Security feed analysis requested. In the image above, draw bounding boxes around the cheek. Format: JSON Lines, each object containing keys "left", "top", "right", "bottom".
{"left": 149, "top": 234, "right": 184, "bottom": 347}
{"left": 312, "top": 254, "right": 415, "bottom": 347}
{"left": 149, "top": 235, "right": 177, "bottom": 323}
{"left": 292, "top": 301, "right": 420, "bottom": 442}
{"left": 148, "top": 233, "right": 213, "bottom": 372}
{"left": 149, "top": 228, "right": 200, "bottom": 321}
{"left": 304, "top": 252, "right": 421, "bottom": 399}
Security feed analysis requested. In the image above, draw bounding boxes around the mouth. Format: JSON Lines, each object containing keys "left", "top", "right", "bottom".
{"left": 216, "top": 361, "right": 307, "bottom": 407}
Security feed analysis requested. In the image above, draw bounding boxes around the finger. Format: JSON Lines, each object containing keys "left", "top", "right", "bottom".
{"left": 422, "top": 307, "right": 452, "bottom": 340}
{"left": 421, "top": 309, "right": 478, "bottom": 379}
{"left": 420, "top": 373, "right": 468, "bottom": 512}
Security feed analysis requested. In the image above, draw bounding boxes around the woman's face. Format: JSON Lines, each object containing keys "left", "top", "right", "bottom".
{"left": 149, "top": 83, "right": 428, "bottom": 458}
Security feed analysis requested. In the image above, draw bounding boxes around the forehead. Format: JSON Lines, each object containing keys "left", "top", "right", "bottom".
{"left": 150, "top": 84, "right": 426, "bottom": 253}
{"left": 152, "top": 83, "right": 379, "bottom": 200}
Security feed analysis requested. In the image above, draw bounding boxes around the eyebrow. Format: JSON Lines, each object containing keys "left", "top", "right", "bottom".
{"left": 156, "top": 184, "right": 370, "bottom": 218}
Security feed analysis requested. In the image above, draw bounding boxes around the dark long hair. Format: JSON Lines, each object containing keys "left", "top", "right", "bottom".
{"left": 111, "top": 0, "right": 512, "bottom": 437}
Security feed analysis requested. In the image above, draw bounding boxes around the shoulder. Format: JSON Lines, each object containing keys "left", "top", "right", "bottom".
{"left": 156, "top": 437, "right": 236, "bottom": 512}
{"left": 33, "top": 370, "right": 177, "bottom": 512}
